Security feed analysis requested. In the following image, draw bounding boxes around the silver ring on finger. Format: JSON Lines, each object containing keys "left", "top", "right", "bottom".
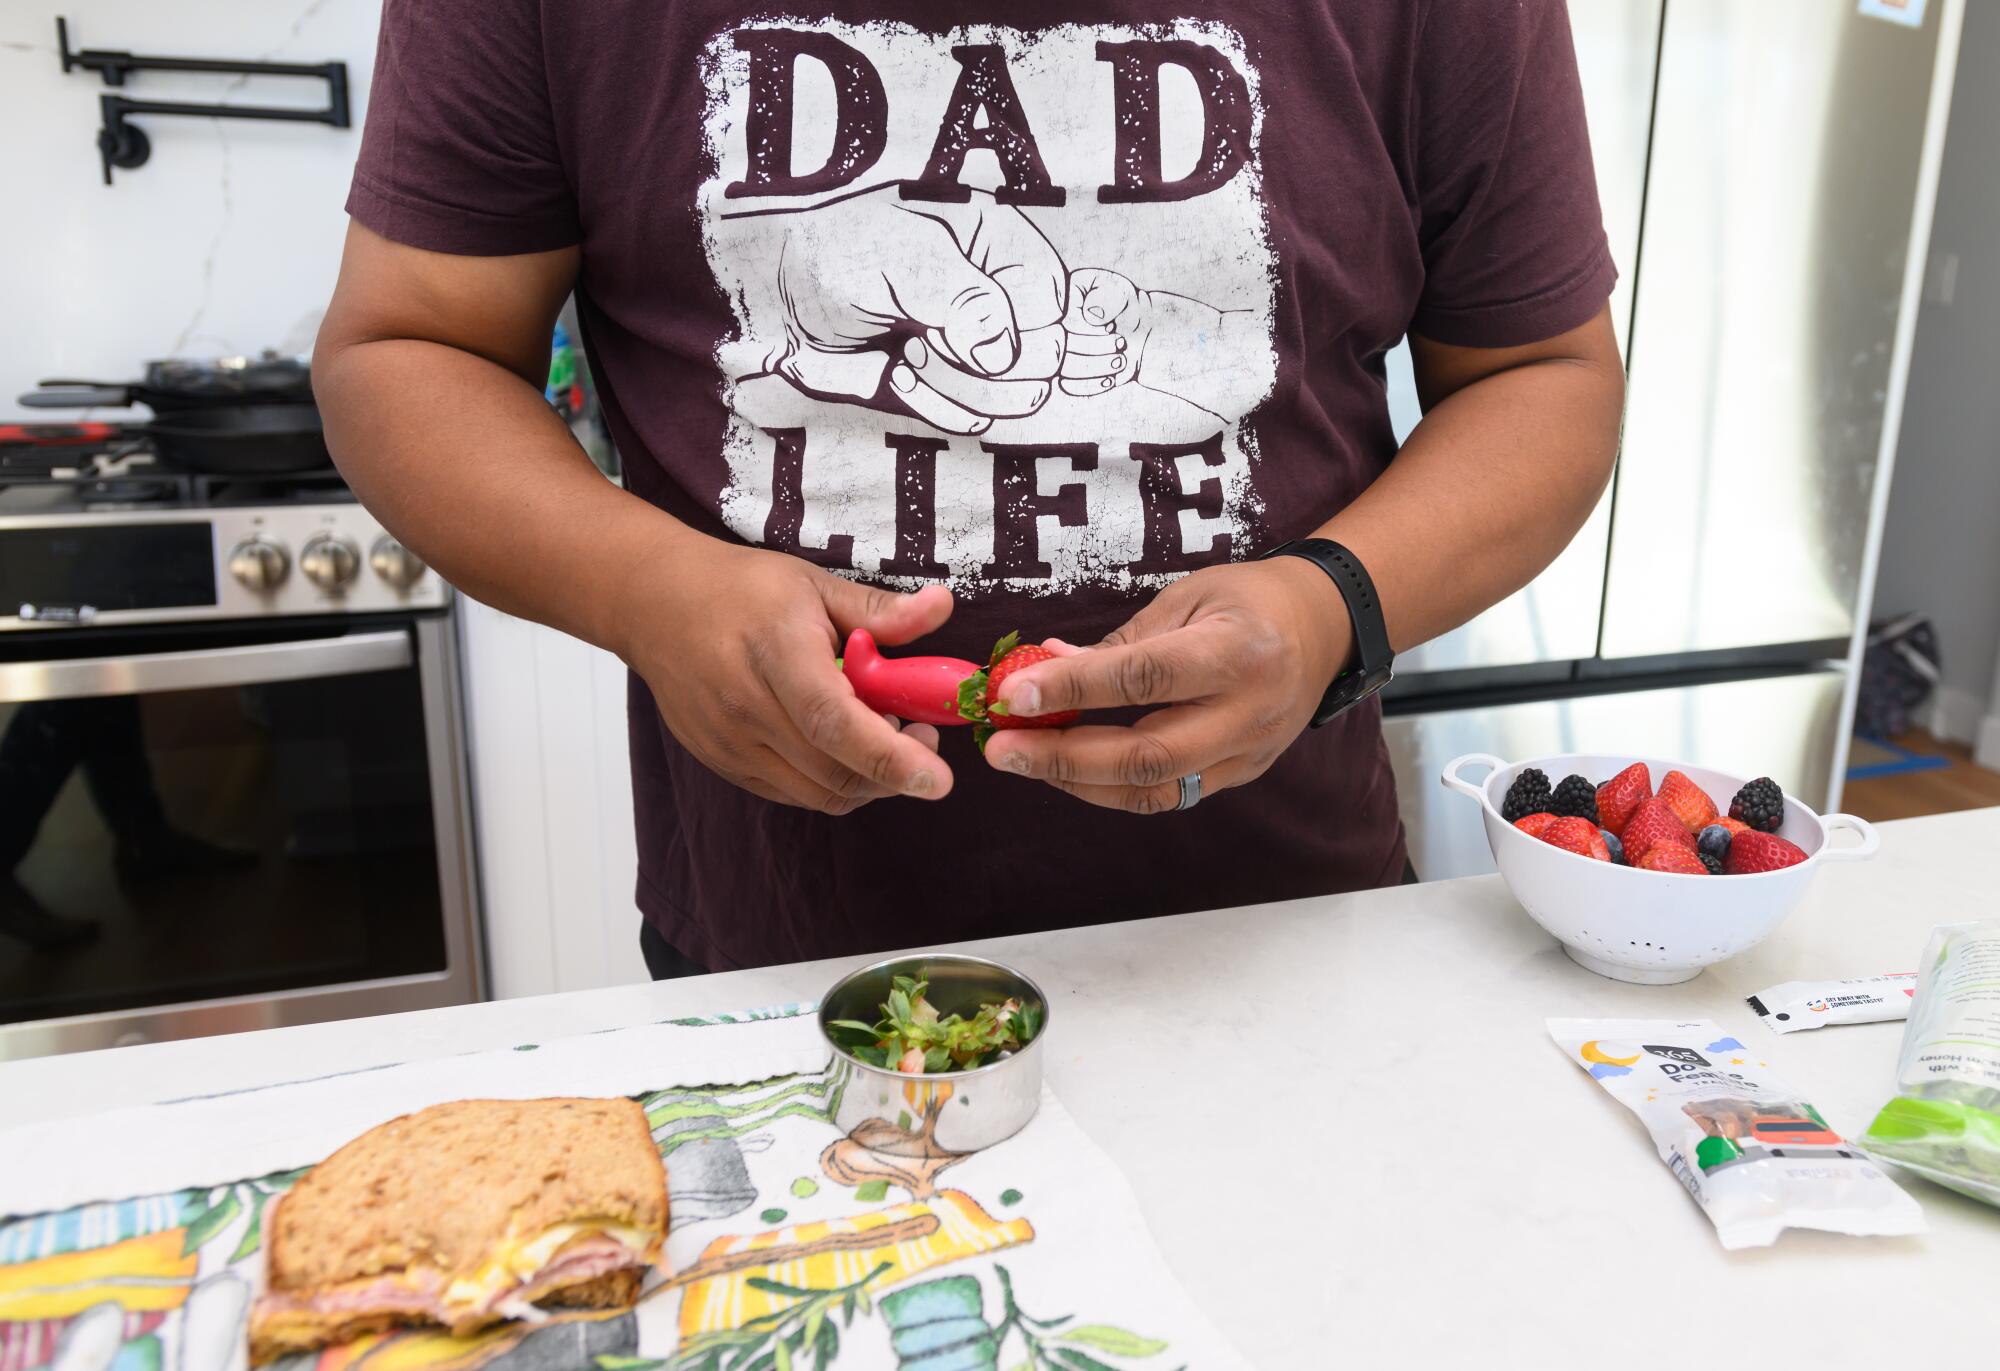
{"left": 1175, "top": 771, "right": 1203, "bottom": 812}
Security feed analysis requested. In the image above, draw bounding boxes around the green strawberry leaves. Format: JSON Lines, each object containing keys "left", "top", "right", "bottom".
{"left": 957, "top": 671, "right": 992, "bottom": 725}
{"left": 959, "top": 631, "right": 1041, "bottom": 734}
{"left": 1013, "top": 1002, "right": 1044, "bottom": 1043}
{"left": 832, "top": 974, "right": 1041, "bottom": 1075}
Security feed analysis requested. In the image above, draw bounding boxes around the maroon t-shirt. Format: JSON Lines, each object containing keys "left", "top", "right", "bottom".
{"left": 349, "top": 0, "right": 1614, "bottom": 970}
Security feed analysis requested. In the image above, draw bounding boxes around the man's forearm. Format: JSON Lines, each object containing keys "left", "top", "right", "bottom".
{"left": 314, "top": 338, "right": 697, "bottom": 660}
{"left": 1316, "top": 348, "right": 1624, "bottom": 655}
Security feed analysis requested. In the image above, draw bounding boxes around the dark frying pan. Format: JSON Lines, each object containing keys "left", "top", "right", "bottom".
{"left": 144, "top": 407, "right": 330, "bottom": 474}
{"left": 16, "top": 383, "right": 329, "bottom": 475}
{"left": 25, "top": 355, "right": 314, "bottom": 413}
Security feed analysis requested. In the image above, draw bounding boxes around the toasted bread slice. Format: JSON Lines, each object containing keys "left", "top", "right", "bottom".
{"left": 249, "top": 1098, "right": 665, "bottom": 1364}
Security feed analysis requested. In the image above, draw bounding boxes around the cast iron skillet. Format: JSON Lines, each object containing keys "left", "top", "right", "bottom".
{"left": 23, "top": 355, "right": 314, "bottom": 414}
{"left": 16, "top": 358, "right": 328, "bottom": 474}
{"left": 142, "top": 406, "right": 331, "bottom": 474}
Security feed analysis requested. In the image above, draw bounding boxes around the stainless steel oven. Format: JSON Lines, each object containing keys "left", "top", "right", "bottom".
{"left": 0, "top": 471, "right": 482, "bottom": 1060}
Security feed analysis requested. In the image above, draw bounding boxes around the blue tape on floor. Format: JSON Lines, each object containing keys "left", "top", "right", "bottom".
{"left": 1847, "top": 735, "right": 1954, "bottom": 782}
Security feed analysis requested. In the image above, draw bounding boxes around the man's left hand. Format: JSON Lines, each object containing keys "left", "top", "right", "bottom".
{"left": 979, "top": 558, "right": 1351, "bottom": 812}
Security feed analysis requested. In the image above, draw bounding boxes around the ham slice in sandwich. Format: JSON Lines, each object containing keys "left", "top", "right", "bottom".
{"left": 248, "top": 1097, "right": 667, "bottom": 1364}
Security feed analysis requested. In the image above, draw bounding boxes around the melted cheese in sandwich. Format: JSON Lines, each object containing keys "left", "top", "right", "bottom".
{"left": 443, "top": 1222, "right": 655, "bottom": 1309}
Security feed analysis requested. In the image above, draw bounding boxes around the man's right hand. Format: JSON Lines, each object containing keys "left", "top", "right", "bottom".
{"left": 618, "top": 540, "right": 957, "bottom": 813}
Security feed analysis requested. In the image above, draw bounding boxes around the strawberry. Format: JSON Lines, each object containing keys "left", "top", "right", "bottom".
{"left": 1541, "top": 815, "right": 1611, "bottom": 861}
{"left": 1724, "top": 830, "right": 1808, "bottom": 874}
{"left": 1657, "top": 770, "right": 1720, "bottom": 833}
{"left": 1621, "top": 797, "right": 1697, "bottom": 863}
{"left": 1595, "top": 762, "right": 1652, "bottom": 836}
{"left": 957, "top": 632, "right": 1080, "bottom": 748}
{"left": 1638, "top": 843, "right": 1709, "bottom": 875}
{"left": 1716, "top": 816, "right": 1754, "bottom": 839}
{"left": 1513, "top": 812, "right": 1559, "bottom": 839}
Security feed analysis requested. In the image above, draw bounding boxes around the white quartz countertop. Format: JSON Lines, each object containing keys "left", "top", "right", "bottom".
{"left": 6, "top": 808, "right": 1996, "bottom": 1366}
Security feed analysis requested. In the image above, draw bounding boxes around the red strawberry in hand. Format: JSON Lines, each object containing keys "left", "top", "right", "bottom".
{"left": 1595, "top": 762, "right": 1652, "bottom": 836}
{"left": 1724, "top": 830, "right": 1808, "bottom": 874}
{"left": 959, "top": 632, "right": 1080, "bottom": 749}
{"left": 1513, "top": 812, "right": 1559, "bottom": 839}
{"left": 1657, "top": 770, "right": 1720, "bottom": 833}
{"left": 1541, "top": 815, "right": 1611, "bottom": 861}
{"left": 1638, "top": 843, "right": 1709, "bottom": 874}
{"left": 1621, "top": 797, "right": 1696, "bottom": 864}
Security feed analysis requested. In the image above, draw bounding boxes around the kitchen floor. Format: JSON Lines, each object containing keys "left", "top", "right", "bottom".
{"left": 1843, "top": 729, "right": 2000, "bottom": 821}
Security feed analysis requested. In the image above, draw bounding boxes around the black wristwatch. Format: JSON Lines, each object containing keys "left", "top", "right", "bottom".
{"left": 1261, "top": 538, "right": 1394, "bottom": 727}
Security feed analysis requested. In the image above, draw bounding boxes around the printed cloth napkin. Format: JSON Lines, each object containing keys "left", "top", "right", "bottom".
{"left": 0, "top": 1005, "right": 1246, "bottom": 1371}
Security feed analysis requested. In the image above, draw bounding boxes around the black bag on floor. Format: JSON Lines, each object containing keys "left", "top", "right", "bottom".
{"left": 1856, "top": 613, "right": 1940, "bottom": 739}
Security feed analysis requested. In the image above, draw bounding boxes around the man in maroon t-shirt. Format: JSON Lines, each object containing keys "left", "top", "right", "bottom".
{"left": 320, "top": 1, "right": 1624, "bottom": 975}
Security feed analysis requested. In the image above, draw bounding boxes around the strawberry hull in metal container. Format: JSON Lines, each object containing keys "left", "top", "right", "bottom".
{"left": 819, "top": 953, "right": 1047, "bottom": 1151}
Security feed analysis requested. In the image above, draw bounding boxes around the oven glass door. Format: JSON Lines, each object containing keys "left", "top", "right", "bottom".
{"left": 0, "top": 624, "right": 449, "bottom": 1026}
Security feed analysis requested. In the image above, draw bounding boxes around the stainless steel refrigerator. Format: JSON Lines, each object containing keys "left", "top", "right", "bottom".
{"left": 1384, "top": 0, "right": 1963, "bottom": 880}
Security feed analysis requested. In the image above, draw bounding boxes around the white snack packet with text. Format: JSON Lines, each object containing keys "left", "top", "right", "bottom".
{"left": 1749, "top": 973, "right": 1918, "bottom": 1033}
{"left": 1548, "top": 1017, "right": 1925, "bottom": 1248}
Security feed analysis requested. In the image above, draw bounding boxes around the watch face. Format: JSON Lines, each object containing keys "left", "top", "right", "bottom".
{"left": 1311, "top": 666, "right": 1392, "bottom": 727}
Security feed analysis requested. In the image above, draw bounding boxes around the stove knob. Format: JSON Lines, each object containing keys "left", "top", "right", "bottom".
{"left": 370, "top": 535, "right": 427, "bottom": 590}
{"left": 300, "top": 535, "right": 361, "bottom": 592}
{"left": 227, "top": 537, "right": 290, "bottom": 593}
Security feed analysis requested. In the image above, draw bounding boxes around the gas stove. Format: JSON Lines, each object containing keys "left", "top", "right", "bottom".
{"left": 0, "top": 446, "right": 445, "bottom": 631}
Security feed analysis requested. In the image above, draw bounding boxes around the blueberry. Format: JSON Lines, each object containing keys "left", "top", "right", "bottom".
{"left": 1601, "top": 828, "right": 1625, "bottom": 865}
{"left": 1697, "top": 823, "right": 1732, "bottom": 860}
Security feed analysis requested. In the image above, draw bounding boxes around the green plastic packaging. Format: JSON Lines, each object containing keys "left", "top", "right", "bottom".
{"left": 1860, "top": 920, "right": 2000, "bottom": 1207}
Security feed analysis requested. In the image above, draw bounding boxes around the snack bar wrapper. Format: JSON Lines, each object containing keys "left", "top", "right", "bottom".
{"left": 1548, "top": 1018, "right": 1926, "bottom": 1248}
{"left": 1749, "top": 973, "right": 1918, "bottom": 1033}
{"left": 1861, "top": 921, "right": 2000, "bottom": 1208}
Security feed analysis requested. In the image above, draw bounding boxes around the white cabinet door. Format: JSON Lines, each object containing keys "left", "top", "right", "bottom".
{"left": 456, "top": 599, "right": 648, "bottom": 997}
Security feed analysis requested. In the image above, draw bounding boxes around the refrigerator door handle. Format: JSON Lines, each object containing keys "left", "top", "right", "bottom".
{"left": 1816, "top": 813, "right": 1881, "bottom": 863}
{"left": 1441, "top": 752, "right": 1507, "bottom": 805}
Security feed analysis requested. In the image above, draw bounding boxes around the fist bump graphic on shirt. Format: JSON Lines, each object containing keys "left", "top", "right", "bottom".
{"left": 700, "top": 21, "right": 1279, "bottom": 597}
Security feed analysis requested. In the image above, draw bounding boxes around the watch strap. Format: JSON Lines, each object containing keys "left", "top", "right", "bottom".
{"left": 1262, "top": 538, "right": 1394, "bottom": 726}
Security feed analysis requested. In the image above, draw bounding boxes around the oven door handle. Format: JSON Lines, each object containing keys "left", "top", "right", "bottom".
{"left": 0, "top": 630, "right": 414, "bottom": 702}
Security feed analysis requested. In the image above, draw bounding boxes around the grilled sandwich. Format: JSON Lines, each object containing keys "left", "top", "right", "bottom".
{"left": 248, "top": 1097, "right": 667, "bottom": 1363}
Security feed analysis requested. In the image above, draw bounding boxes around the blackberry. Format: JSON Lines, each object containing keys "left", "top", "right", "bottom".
{"left": 1501, "top": 767, "right": 1553, "bottom": 822}
{"left": 1697, "top": 823, "right": 1733, "bottom": 861}
{"left": 1549, "top": 774, "right": 1599, "bottom": 824}
{"left": 1699, "top": 851, "right": 1725, "bottom": 875}
{"left": 1729, "top": 777, "right": 1785, "bottom": 832}
{"left": 1601, "top": 829, "right": 1625, "bottom": 865}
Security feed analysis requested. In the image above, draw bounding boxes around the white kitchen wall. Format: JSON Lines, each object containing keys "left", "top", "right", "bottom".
{"left": 0, "top": 0, "right": 380, "bottom": 414}
{"left": 2, "top": 0, "right": 655, "bottom": 993}
{"left": 1872, "top": 0, "right": 2000, "bottom": 755}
